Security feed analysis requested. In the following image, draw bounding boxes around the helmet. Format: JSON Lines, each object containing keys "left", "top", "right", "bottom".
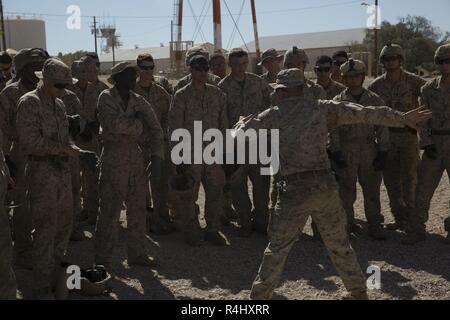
{"left": 434, "top": 44, "right": 450, "bottom": 64}
{"left": 340, "top": 59, "right": 366, "bottom": 76}
{"left": 379, "top": 43, "right": 405, "bottom": 62}
{"left": 79, "top": 265, "right": 112, "bottom": 296}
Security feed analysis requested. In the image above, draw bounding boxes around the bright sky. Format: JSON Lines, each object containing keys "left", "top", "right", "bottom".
{"left": 4, "top": 0, "right": 450, "bottom": 55}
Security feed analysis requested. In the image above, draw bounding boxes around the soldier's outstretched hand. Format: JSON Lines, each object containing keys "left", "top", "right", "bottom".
{"left": 403, "top": 107, "right": 432, "bottom": 130}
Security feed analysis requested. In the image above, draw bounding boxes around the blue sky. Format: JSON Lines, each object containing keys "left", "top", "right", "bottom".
{"left": 4, "top": 0, "right": 450, "bottom": 55}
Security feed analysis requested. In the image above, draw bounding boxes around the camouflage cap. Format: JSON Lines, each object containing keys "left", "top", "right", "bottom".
{"left": 185, "top": 46, "right": 209, "bottom": 65}
{"left": 76, "top": 56, "right": 98, "bottom": 80}
{"left": 283, "top": 46, "right": 309, "bottom": 67}
{"left": 13, "top": 48, "right": 50, "bottom": 72}
{"left": 273, "top": 68, "right": 305, "bottom": 90}
{"left": 435, "top": 44, "right": 450, "bottom": 64}
{"left": 35, "top": 58, "right": 77, "bottom": 85}
{"left": 107, "top": 61, "right": 138, "bottom": 84}
{"left": 380, "top": 43, "right": 405, "bottom": 62}
{"left": 136, "top": 53, "right": 155, "bottom": 68}
{"left": 341, "top": 58, "right": 366, "bottom": 76}
{"left": 258, "top": 48, "right": 282, "bottom": 66}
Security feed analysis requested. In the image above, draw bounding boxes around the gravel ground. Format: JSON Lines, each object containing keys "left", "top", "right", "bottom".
{"left": 14, "top": 176, "right": 450, "bottom": 300}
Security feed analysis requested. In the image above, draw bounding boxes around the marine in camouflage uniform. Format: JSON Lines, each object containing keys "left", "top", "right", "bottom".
{"left": 0, "top": 48, "right": 49, "bottom": 269}
{"left": 368, "top": 44, "right": 426, "bottom": 230}
{"left": 76, "top": 55, "right": 109, "bottom": 225}
{"left": 0, "top": 51, "right": 13, "bottom": 92}
{"left": 61, "top": 88, "right": 84, "bottom": 241}
{"left": 169, "top": 55, "right": 229, "bottom": 246}
{"left": 331, "top": 59, "right": 388, "bottom": 240}
{"left": 404, "top": 44, "right": 450, "bottom": 244}
{"left": 173, "top": 46, "right": 221, "bottom": 93}
{"left": 16, "top": 58, "right": 90, "bottom": 298}
{"left": 0, "top": 128, "right": 17, "bottom": 300}
{"left": 244, "top": 68, "right": 431, "bottom": 300}
{"left": 314, "top": 55, "right": 346, "bottom": 100}
{"left": 95, "top": 62, "right": 164, "bottom": 270}
{"left": 134, "top": 53, "right": 172, "bottom": 234}
{"left": 219, "top": 48, "right": 272, "bottom": 236}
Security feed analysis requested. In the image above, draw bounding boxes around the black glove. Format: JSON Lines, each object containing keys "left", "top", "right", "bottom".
{"left": 424, "top": 145, "right": 438, "bottom": 160}
{"left": 67, "top": 115, "right": 81, "bottom": 138}
{"left": 147, "top": 156, "right": 163, "bottom": 180}
{"left": 373, "top": 151, "right": 388, "bottom": 172}
{"left": 5, "top": 155, "right": 17, "bottom": 178}
{"left": 331, "top": 151, "right": 348, "bottom": 169}
{"left": 80, "top": 151, "right": 98, "bottom": 170}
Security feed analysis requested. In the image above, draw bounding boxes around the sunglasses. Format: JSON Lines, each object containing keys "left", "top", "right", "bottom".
{"left": 54, "top": 83, "right": 69, "bottom": 90}
{"left": 315, "top": 67, "right": 331, "bottom": 73}
{"left": 192, "top": 65, "right": 210, "bottom": 72}
{"left": 438, "top": 58, "right": 450, "bottom": 65}
{"left": 139, "top": 65, "right": 155, "bottom": 71}
{"left": 382, "top": 56, "right": 400, "bottom": 62}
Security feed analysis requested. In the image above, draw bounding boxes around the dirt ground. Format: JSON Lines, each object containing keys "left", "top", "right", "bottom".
{"left": 14, "top": 175, "right": 450, "bottom": 300}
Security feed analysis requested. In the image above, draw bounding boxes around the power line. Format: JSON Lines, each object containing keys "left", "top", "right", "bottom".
{"left": 4, "top": 1, "right": 364, "bottom": 20}
{"left": 223, "top": 0, "right": 249, "bottom": 52}
{"left": 226, "top": 0, "right": 246, "bottom": 50}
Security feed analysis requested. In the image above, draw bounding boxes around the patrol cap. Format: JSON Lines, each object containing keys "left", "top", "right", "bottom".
{"left": 137, "top": 53, "right": 155, "bottom": 67}
{"left": 13, "top": 48, "right": 50, "bottom": 72}
{"left": 380, "top": 43, "right": 405, "bottom": 62}
{"left": 77, "top": 56, "right": 98, "bottom": 80}
{"left": 185, "top": 46, "right": 209, "bottom": 65}
{"left": 189, "top": 55, "right": 209, "bottom": 68}
{"left": 272, "top": 68, "right": 305, "bottom": 90}
{"left": 435, "top": 44, "right": 450, "bottom": 64}
{"left": 107, "top": 61, "right": 138, "bottom": 84}
{"left": 258, "top": 48, "right": 282, "bottom": 66}
{"left": 340, "top": 58, "right": 366, "bottom": 76}
{"left": 35, "top": 58, "right": 77, "bottom": 85}
{"left": 283, "top": 46, "right": 309, "bottom": 67}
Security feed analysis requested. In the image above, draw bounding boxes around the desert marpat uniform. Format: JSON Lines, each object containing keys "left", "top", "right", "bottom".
{"left": 319, "top": 80, "right": 346, "bottom": 100}
{"left": 61, "top": 90, "right": 83, "bottom": 230}
{"left": 174, "top": 73, "right": 221, "bottom": 93}
{"left": 79, "top": 79, "right": 109, "bottom": 223}
{"left": 0, "top": 80, "right": 34, "bottom": 263}
{"left": 95, "top": 87, "right": 163, "bottom": 266}
{"left": 246, "top": 90, "right": 414, "bottom": 300}
{"left": 134, "top": 81, "right": 171, "bottom": 220}
{"left": 169, "top": 83, "right": 228, "bottom": 234}
{"left": 0, "top": 128, "right": 17, "bottom": 299}
{"left": 16, "top": 86, "right": 74, "bottom": 293}
{"left": 413, "top": 76, "right": 450, "bottom": 235}
{"left": 368, "top": 70, "right": 426, "bottom": 225}
{"left": 154, "top": 75, "right": 173, "bottom": 95}
{"left": 331, "top": 88, "right": 388, "bottom": 229}
{"left": 219, "top": 72, "right": 272, "bottom": 231}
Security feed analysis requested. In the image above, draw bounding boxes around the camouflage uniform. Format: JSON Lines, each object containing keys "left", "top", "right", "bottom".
{"left": 61, "top": 90, "right": 83, "bottom": 232}
{"left": 78, "top": 79, "right": 108, "bottom": 223}
{"left": 134, "top": 81, "right": 171, "bottom": 221}
{"left": 95, "top": 86, "right": 163, "bottom": 266}
{"left": 248, "top": 69, "right": 413, "bottom": 300}
{"left": 0, "top": 128, "right": 17, "bottom": 299}
{"left": 169, "top": 83, "right": 228, "bottom": 236}
{"left": 219, "top": 72, "right": 272, "bottom": 232}
{"left": 412, "top": 75, "right": 450, "bottom": 238}
{"left": 0, "top": 80, "right": 33, "bottom": 263}
{"left": 16, "top": 72, "right": 75, "bottom": 295}
{"left": 369, "top": 69, "right": 426, "bottom": 226}
{"left": 174, "top": 73, "right": 221, "bottom": 92}
{"left": 318, "top": 79, "right": 346, "bottom": 100}
{"left": 154, "top": 75, "right": 173, "bottom": 95}
{"left": 332, "top": 88, "right": 388, "bottom": 230}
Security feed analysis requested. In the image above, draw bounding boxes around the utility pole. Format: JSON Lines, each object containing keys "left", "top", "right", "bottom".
{"left": 250, "top": 0, "right": 261, "bottom": 74}
{"left": 93, "top": 16, "right": 98, "bottom": 55}
{"left": 212, "top": 0, "right": 222, "bottom": 51}
{"left": 374, "top": 0, "right": 379, "bottom": 76}
{"left": 0, "top": 0, "right": 6, "bottom": 51}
